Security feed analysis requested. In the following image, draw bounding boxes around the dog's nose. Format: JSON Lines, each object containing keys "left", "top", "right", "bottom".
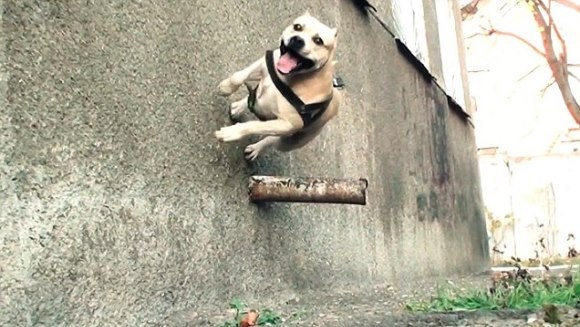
{"left": 288, "top": 36, "right": 305, "bottom": 50}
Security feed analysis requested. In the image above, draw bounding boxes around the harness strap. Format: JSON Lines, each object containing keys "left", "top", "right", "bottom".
{"left": 264, "top": 50, "right": 333, "bottom": 127}
{"left": 245, "top": 82, "right": 267, "bottom": 121}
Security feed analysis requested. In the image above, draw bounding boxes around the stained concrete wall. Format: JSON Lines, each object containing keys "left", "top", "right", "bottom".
{"left": 0, "top": 0, "right": 488, "bottom": 325}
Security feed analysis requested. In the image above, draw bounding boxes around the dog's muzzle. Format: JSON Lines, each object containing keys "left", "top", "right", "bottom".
{"left": 287, "top": 36, "right": 305, "bottom": 51}
{"left": 277, "top": 37, "right": 315, "bottom": 75}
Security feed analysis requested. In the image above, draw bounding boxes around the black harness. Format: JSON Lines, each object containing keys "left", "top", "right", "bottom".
{"left": 247, "top": 50, "right": 342, "bottom": 127}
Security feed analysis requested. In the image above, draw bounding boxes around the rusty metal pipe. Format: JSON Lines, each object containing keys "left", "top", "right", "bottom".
{"left": 248, "top": 175, "right": 368, "bottom": 205}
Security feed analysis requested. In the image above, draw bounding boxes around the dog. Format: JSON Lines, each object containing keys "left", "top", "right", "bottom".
{"left": 216, "top": 12, "right": 341, "bottom": 161}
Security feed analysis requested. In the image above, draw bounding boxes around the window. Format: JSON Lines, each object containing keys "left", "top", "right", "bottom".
{"left": 435, "top": 0, "right": 467, "bottom": 109}
{"left": 391, "top": 0, "right": 430, "bottom": 68}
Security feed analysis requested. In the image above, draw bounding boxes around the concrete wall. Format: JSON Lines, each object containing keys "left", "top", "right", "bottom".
{"left": 0, "top": 0, "right": 488, "bottom": 325}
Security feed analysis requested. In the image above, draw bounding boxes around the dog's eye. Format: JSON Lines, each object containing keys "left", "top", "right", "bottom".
{"left": 293, "top": 24, "right": 303, "bottom": 31}
{"left": 312, "top": 36, "right": 324, "bottom": 45}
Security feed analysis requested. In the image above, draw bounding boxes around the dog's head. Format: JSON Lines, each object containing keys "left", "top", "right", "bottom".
{"left": 276, "top": 12, "right": 338, "bottom": 76}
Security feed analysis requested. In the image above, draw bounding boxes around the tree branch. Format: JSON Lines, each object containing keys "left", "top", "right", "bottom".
{"left": 468, "top": 0, "right": 579, "bottom": 123}
{"left": 518, "top": 64, "right": 543, "bottom": 82}
{"left": 464, "top": 31, "right": 489, "bottom": 39}
{"left": 569, "top": 71, "right": 580, "bottom": 83}
{"left": 527, "top": 0, "right": 580, "bottom": 124}
{"left": 481, "top": 25, "right": 546, "bottom": 57}
{"left": 537, "top": 0, "right": 567, "bottom": 58}
{"left": 461, "top": 0, "right": 481, "bottom": 20}
{"left": 553, "top": 0, "right": 580, "bottom": 12}
{"left": 540, "top": 77, "right": 556, "bottom": 96}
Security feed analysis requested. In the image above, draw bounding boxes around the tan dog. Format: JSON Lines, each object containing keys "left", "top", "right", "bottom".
{"left": 216, "top": 12, "right": 341, "bottom": 161}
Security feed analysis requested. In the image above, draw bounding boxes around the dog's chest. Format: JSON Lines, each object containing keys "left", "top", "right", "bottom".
{"left": 255, "top": 77, "right": 278, "bottom": 111}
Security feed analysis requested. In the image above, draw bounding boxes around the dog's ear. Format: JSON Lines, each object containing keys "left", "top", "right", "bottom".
{"left": 303, "top": 10, "right": 311, "bottom": 17}
{"left": 331, "top": 28, "right": 338, "bottom": 38}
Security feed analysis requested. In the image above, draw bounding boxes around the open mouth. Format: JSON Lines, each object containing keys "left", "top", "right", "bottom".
{"left": 276, "top": 41, "right": 315, "bottom": 75}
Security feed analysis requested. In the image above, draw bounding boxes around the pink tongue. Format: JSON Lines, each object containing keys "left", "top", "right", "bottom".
{"left": 276, "top": 53, "right": 299, "bottom": 74}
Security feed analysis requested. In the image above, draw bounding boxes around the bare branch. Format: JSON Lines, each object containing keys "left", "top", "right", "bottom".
{"left": 461, "top": 0, "right": 481, "bottom": 20}
{"left": 553, "top": 0, "right": 580, "bottom": 12}
{"left": 482, "top": 25, "right": 546, "bottom": 57}
{"left": 517, "top": 64, "right": 543, "bottom": 82}
{"left": 527, "top": 0, "right": 580, "bottom": 124}
{"left": 540, "top": 78, "right": 556, "bottom": 96}
{"left": 536, "top": 0, "right": 567, "bottom": 57}
{"left": 548, "top": 0, "right": 554, "bottom": 27}
{"left": 466, "top": 0, "right": 580, "bottom": 123}
{"left": 464, "top": 31, "right": 491, "bottom": 39}
{"left": 499, "top": 1, "right": 520, "bottom": 16}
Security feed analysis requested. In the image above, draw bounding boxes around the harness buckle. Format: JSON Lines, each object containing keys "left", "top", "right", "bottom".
{"left": 333, "top": 76, "right": 345, "bottom": 89}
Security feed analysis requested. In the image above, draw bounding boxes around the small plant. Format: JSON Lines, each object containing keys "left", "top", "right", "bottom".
{"left": 219, "top": 298, "right": 246, "bottom": 327}
{"left": 219, "top": 298, "right": 282, "bottom": 327}
{"left": 406, "top": 269, "right": 580, "bottom": 313}
{"left": 256, "top": 309, "right": 282, "bottom": 325}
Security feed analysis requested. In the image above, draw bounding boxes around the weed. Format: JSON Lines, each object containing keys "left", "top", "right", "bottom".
{"left": 256, "top": 309, "right": 282, "bottom": 325}
{"left": 219, "top": 298, "right": 282, "bottom": 327}
{"left": 406, "top": 271, "right": 580, "bottom": 313}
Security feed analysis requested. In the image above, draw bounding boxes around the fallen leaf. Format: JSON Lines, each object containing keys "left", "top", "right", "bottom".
{"left": 239, "top": 309, "right": 259, "bottom": 327}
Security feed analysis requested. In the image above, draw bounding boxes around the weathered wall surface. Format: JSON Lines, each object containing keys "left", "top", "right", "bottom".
{"left": 0, "top": 0, "right": 488, "bottom": 325}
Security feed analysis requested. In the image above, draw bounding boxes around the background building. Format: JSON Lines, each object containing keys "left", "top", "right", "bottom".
{"left": 462, "top": 0, "right": 580, "bottom": 264}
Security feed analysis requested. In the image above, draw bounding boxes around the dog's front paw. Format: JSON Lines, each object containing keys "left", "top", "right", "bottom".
{"left": 244, "top": 143, "right": 263, "bottom": 161}
{"left": 230, "top": 100, "right": 247, "bottom": 120}
{"left": 215, "top": 124, "right": 245, "bottom": 142}
{"left": 217, "top": 78, "right": 239, "bottom": 96}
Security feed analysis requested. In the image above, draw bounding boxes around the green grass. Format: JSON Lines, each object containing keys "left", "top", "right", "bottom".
{"left": 406, "top": 273, "right": 580, "bottom": 313}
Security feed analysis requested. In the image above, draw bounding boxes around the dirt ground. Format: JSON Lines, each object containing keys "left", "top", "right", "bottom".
{"left": 161, "top": 270, "right": 580, "bottom": 326}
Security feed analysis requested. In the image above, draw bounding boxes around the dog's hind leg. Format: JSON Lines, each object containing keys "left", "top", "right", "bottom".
{"left": 243, "top": 126, "right": 324, "bottom": 161}
{"left": 244, "top": 136, "right": 280, "bottom": 161}
{"left": 276, "top": 128, "right": 324, "bottom": 152}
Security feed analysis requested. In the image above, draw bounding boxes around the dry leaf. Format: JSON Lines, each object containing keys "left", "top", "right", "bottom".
{"left": 239, "top": 309, "right": 259, "bottom": 327}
